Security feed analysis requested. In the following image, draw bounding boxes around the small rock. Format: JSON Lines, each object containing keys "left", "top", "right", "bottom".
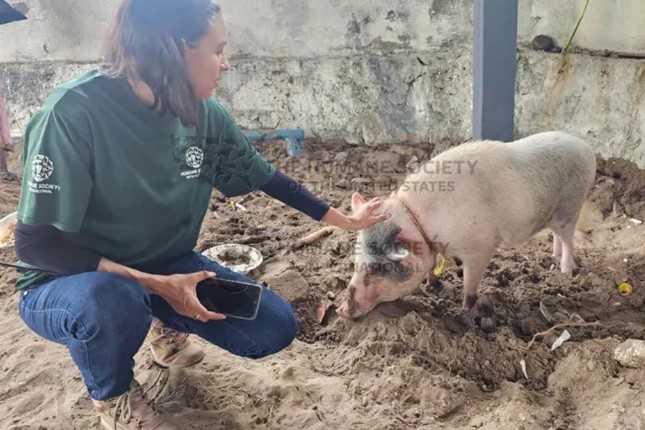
{"left": 281, "top": 367, "right": 295, "bottom": 379}
{"left": 587, "top": 360, "right": 596, "bottom": 371}
{"left": 582, "top": 273, "right": 601, "bottom": 289}
{"left": 334, "top": 152, "right": 349, "bottom": 163}
{"left": 614, "top": 339, "right": 645, "bottom": 368}
{"left": 520, "top": 317, "right": 538, "bottom": 335}
{"left": 11, "top": 3, "right": 29, "bottom": 15}
{"left": 531, "top": 34, "right": 555, "bottom": 51}
{"left": 264, "top": 269, "right": 310, "bottom": 302}
{"left": 323, "top": 274, "right": 346, "bottom": 290}
{"left": 614, "top": 377, "right": 625, "bottom": 386}
{"left": 626, "top": 369, "right": 640, "bottom": 385}
{"left": 471, "top": 417, "right": 484, "bottom": 428}
{"left": 552, "top": 311, "right": 568, "bottom": 323}
{"left": 552, "top": 419, "right": 566, "bottom": 428}
{"left": 350, "top": 177, "right": 371, "bottom": 185}
{"left": 335, "top": 179, "right": 350, "bottom": 189}
{"left": 481, "top": 318, "right": 496, "bottom": 333}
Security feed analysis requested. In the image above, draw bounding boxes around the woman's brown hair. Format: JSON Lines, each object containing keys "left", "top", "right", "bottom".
{"left": 103, "top": 0, "right": 221, "bottom": 127}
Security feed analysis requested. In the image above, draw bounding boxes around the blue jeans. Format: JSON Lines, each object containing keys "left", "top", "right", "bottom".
{"left": 18, "top": 251, "right": 298, "bottom": 401}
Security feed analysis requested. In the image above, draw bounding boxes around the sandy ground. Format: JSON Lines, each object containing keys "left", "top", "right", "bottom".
{"left": 0, "top": 138, "right": 644, "bottom": 430}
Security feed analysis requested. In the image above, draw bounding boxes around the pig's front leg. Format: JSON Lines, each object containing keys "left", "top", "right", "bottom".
{"left": 552, "top": 232, "right": 562, "bottom": 258}
{"left": 461, "top": 249, "right": 495, "bottom": 310}
{"left": 560, "top": 234, "right": 576, "bottom": 276}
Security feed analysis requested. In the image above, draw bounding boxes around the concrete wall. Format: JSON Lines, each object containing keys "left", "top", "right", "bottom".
{"left": 0, "top": 0, "right": 474, "bottom": 61}
{"left": 0, "top": 0, "right": 644, "bottom": 168}
{"left": 3, "top": 0, "right": 645, "bottom": 62}
{"left": 518, "top": 0, "right": 645, "bottom": 55}
{"left": 0, "top": 0, "right": 117, "bottom": 62}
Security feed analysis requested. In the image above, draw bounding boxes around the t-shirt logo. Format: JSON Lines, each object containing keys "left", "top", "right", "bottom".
{"left": 185, "top": 147, "right": 204, "bottom": 169}
{"left": 32, "top": 154, "right": 54, "bottom": 182}
{"left": 178, "top": 145, "right": 204, "bottom": 180}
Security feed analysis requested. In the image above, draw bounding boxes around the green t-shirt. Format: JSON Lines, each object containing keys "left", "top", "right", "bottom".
{"left": 15, "top": 69, "right": 275, "bottom": 289}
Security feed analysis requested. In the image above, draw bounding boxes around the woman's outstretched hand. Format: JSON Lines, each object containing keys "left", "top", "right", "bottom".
{"left": 321, "top": 196, "right": 389, "bottom": 231}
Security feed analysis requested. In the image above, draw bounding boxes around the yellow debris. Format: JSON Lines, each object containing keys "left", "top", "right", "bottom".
{"left": 618, "top": 282, "right": 633, "bottom": 296}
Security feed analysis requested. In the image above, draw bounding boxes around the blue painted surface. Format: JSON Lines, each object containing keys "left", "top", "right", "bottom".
{"left": 243, "top": 129, "right": 305, "bottom": 156}
{"left": 472, "top": 0, "right": 518, "bottom": 142}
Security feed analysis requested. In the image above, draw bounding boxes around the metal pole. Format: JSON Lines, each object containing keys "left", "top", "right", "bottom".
{"left": 472, "top": 0, "right": 519, "bottom": 142}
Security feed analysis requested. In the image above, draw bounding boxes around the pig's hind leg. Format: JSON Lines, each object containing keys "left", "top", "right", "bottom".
{"left": 549, "top": 200, "right": 583, "bottom": 276}
{"left": 550, "top": 227, "right": 575, "bottom": 276}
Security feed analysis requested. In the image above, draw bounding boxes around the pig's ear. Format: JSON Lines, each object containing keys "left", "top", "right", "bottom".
{"left": 351, "top": 192, "right": 367, "bottom": 212}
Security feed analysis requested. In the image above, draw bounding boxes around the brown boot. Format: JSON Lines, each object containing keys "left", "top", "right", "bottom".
{"left": 148, "top": 321, "right": 204, "bottom": 368}
{"left": 93, "top": 380, "right": 179, "bottom": 430}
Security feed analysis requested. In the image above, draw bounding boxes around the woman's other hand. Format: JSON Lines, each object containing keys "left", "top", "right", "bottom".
{"left": 148, "top": 271, "right": 226, "bottom": 322}
{"left": 97, "top": 258, "right": 226, "bottom": 322}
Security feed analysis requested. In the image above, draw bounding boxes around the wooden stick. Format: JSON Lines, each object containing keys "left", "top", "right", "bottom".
{"left": 525, "top": 321, "right": 601, "bottom": 351}
{"left": 292, "top": 226, "right": 336, "bottom": 249}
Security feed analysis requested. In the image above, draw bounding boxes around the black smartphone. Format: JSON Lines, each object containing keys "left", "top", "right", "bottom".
{"left": 196, "top": 278, "right": 263, "bottom": 320}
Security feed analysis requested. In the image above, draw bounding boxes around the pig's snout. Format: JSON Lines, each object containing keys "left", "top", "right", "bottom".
{"left": 335, "top": 286, "right": 358, "bottom": 320}
{"left": 335, "top": 301, "right": 352, "bottom": 320}
{"left": 335, "top": 282, "right": 377, "bottom": 321}
{"left": 336, "top": 299, "right": 370, "bottom": 321}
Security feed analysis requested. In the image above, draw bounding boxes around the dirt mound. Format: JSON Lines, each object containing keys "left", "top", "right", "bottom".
{"left": 593, "top": 156, "right": 645, "bottom": 220}
{"left": 0, "top": 139, "right": 644, "bottom": 429}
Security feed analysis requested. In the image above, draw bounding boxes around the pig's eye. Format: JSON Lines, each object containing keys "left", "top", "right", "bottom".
{"left": 386, "top": 243, "right": 409, "bottom": 262}
{"left": 395, "top": 242, "right": 409, "bottom": 254}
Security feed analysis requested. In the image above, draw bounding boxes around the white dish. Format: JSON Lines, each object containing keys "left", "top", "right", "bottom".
{"left": 201, "top": 243, "right": 263, "bottom": 275}
{"left": 0, "top": 211, "right": 17, "bottom": 250}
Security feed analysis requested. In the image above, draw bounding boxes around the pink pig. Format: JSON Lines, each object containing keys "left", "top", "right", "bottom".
{"left": 336, "top": 131, "right": 597, "bottom": 320}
